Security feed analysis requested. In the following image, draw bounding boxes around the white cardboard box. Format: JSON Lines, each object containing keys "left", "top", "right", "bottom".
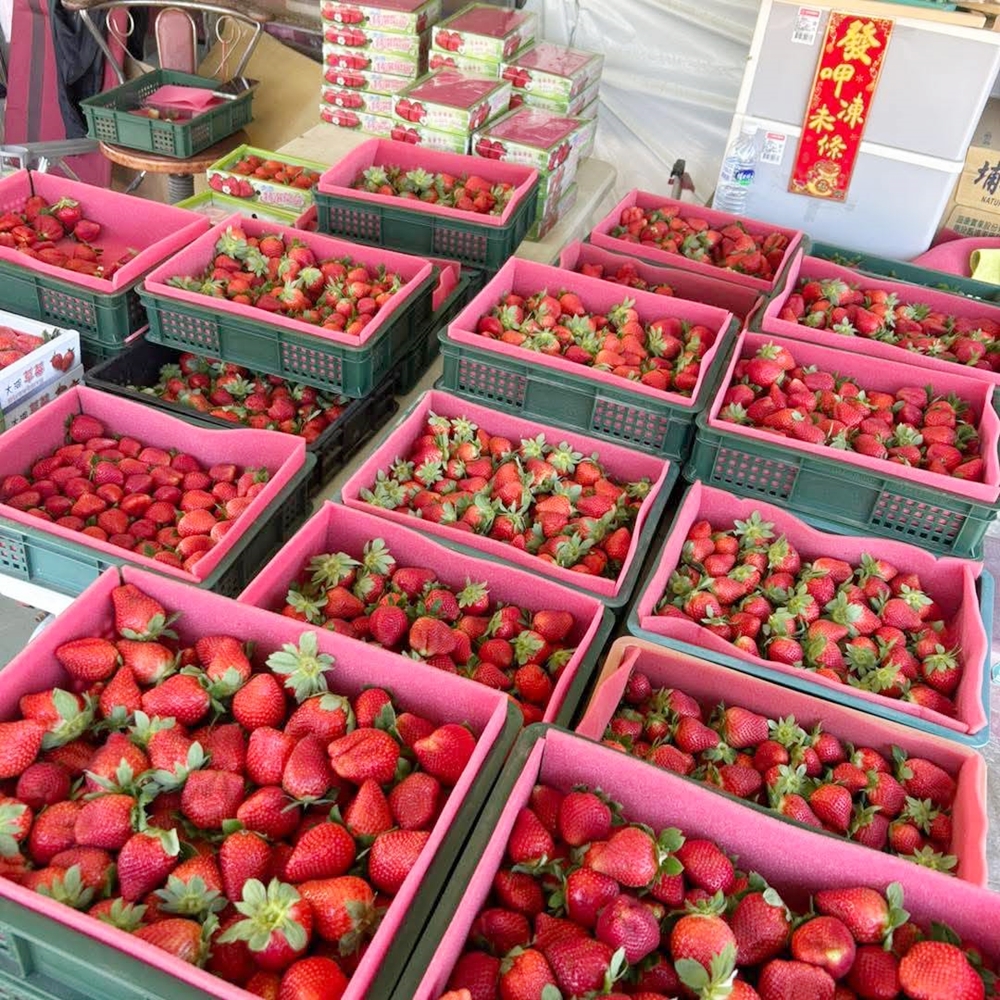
{"left": 0, "top": 312, "right": 82, "bottom": 414}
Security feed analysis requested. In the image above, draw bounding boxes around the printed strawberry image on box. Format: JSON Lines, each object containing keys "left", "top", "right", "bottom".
{"left": 319, "top": 0, "right": 442, "bottom": 35}
{"left": 473, "top": 105, "right": 587, "bottom": 174}
{"left": 320, "top": 105, "right": 398, "bottom": 137}
{"left": 394, "top": 70, "right": 511, "bottom": 137}
{"left": 320, "top": 65, "right": 412, "bottom": 95}
{"left": 500, "top": 42, "right": 603, "bottom": 101}
{"left": 0, "top": 311, "right": 81, "bottom": 413}
{"left": 321, "top": 85, "right": 397, "bottom": 117}
{"left": 323, "top": 43, "right": 427, "bottom": 78}
{"left": 322, "top": 25, "right": 428, "bottom": 59}
{"left": 428, "top": 49, "right": 501, "bottom": 79}
{"left": 388, "top": 120, "right": 470, "bottom": 153}
{"left": 432, "top": 2, "right": 537, "bottom": 64}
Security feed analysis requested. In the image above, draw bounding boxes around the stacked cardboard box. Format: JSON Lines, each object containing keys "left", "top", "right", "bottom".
{"left": 429, "top": 2, "right": 536, "bottom": 77}
{"left": 501, "top": 41, "right": 602, "bottom": 121}
{"left": 946, "top": 98, "right": 1000, "bottom": 237}
{"left": 319, "top": 0, "right": 441, "bottom": 136}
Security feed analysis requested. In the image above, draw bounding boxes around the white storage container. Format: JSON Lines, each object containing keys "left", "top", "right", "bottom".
{"left": 738, "top": 0, "right": 1000, "bottom": 162}
{"left": 731, "top": 114, "right": 963, "bottom": 259}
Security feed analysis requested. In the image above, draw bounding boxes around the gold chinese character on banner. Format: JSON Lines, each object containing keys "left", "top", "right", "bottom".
{"left": 818, "top": 62, "right": 855, "bottom": 99}
{"left": 817, "top": 133, "right": 847, "bottom": 160}
{"left": 835, "top": 19, "right": 881, "bottom": 64}
{"left": 807, "top": 104, "right": 837, "bottom": 133}
{"left": 837, "top": 94, "right": 866, "bottom": 128}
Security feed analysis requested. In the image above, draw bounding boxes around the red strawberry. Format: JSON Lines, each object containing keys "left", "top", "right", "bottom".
{"left": 327, "top": 728, "right": 398, "bottom": 785}
{"left": 220, "top": 830, "right": 272, "bottom": 903}
{"left": 898, "top": 941, "right": 984, "bottom": 1000}
{"left": 219, "top": 878, "right": 313, "bottom": 973}
{"left": 758, "top": 959, "right": 836, "bottom": 1000}
{"left": 55, "top": 637, "right": 119, "bottom": 682}
{"left": 285, "top": 823, "right": 356, "bottom": 882}
{"left": 670, "top": 910, "right": 737, "bottom": 972}
{"left": 298, "top": 875, "right": 376, "bottom": 949}
{"left": 283, "top": 735, "right": 335, "bottom": 802}
{"left": 134, "top": 917, "right": 211, "bottom": 966}
{"left": 814, "top": 884, "right": 907, "bottom": 945}
{"left": 0, "top": 720, "right": 45, "bottom": 778}
{"left": 277, "top": 957, "right": 348, "bottom": 1000}
{"left": 367, "top": 828, "right": 429, "bottom": 895}
{"left": 498, "top": 948, "right": 558, "bottom": 999}
{"left": 791, "top": 916, "right": 857, "bottom": 980}
{"left": 112, "top": 584, "right": 178, "bottom": 641}
{"left": 413, "top": 723, "right": 476, "bottom": 786}
{"left": 117, "top": 828, "right": 181, "bottom": 901}
{"left": 180, "top": 769, "right": 244, "bottom": 829}
{"left": 732, "top": 888, "right": 792, "bottom": 966}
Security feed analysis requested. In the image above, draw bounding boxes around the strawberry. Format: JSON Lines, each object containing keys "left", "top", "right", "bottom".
{"left": 55, "top": 637, "right": 119, "bottom": 682}
{"left": 791, "top": 916, "right": 856, "bottom": 980}
{"left": 286, "top": 822, "right": 356, "bottom": 883}
{"left": 283, "top": 735, "right": 335, "bottom": 802}
{"left": 298, "top": 875, "right": 376, "bottom": 949}
{"left": 134, "top": 917, "right": 212, "bottom": 966}
{"left": 498, "top": 947, "right": 558, "bottom": 999}
{"left": 731, "top": 888, "right": 792, "bottom": 966}
{"left": 220, "top": 830, "right": 273, "bottom": 903}
{"left": 180, "top": 769, "right": 244, "bottom": 829}
{"left": 898, "top": 941, "right": 984, "bottom": 1000}
{"left": 847, "top": 944, "right": 901, "bottom": 999}
{"left": 413, "top": 723, "right": 476, "bottom": 786}
{"left": 368, "top": 828, "right": 429, "bottom": 895}
{"left": 233, "top": 673, "right": 288, "bottom": 730}
{"left": 328, "top": 728, "right": 399, "bottom": 785}
{"left": 557, "top": 790, "right": 612, "bottom": 847}
{"left": 118, "top": 827, "right": 181, "bottom": 902}
{"left": 757, "top": 959, "right": 836, "bottom": 1000}
{"left": 277, "top": 957, "right": 349, "bottom": 1000}
{"left": 0, "top": 720, "right": 45, "bottom": 778}
{"left": 112, "top": 584, "right": 178, "bottom": 642}
{"left": 594, "top": 892, "right": 660, "bottom": 963}
{"left": 676, "top": 838, "right": 734, "bottom": 894}
{"left": 814, "top": 884, "right": 908, "bottom": 945}
{"left": 220, "top": 879, "right": 313, "bottom": 973}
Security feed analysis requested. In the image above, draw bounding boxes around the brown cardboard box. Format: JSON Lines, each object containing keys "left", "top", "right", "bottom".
{"left": 947, "top": 203, "right": 1000, "bottom": 238}
{"left": 956, "top": 98, "right": 1000, "bottom": 209}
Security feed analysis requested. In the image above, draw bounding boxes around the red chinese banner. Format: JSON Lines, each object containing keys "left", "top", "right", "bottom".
{"left": 788, "top": 12, "right": 893, "bottom": 202}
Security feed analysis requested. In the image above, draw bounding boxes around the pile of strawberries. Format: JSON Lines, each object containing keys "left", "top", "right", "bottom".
{"left": 609, "top": 204, "right": 790, "bottom": 280}
{"left": 359, "top": 412, "right": 651, "bottom": 579}
{"left": 278, "top": 537, "right": 579, "bottom": 722}
{"left": 719, "top": 341, "right": 986, "bottom": 482}
{"left": 0, "top": 194, "right": 137, "bottom": 281}
{"left": 141, "top": 352, "right": 348, "bottom": 443}
{"left": 472, "top": 289, "right": 715, "bottom": 395}
{"left": 572, "top": 258, "right": 675, "bottom": 296}
{"left": 212, "top": 153, "right": 320, "bottom": 191}
{"left": 654, "top": 512, "right": 966, "bottom": 715}
{"left": 352, "top": 165, "right": 516, "bottom": 216}
{"left": 602, "top": 671, "right": 958, "bottom": 869}
{"left": 166, "top": 226, "right": 405, "bottom": 335}
{"left": 0, "top": 582, "right": 478, "bottom": 997}
{"left": 779, "top": 276, "right": 1000, "bottom": 373}
{"left": 437, "top": 785, "right": 992, "bottom": 1000}
{"left": 0, "top": 413, "right": 272, "bottom": 573}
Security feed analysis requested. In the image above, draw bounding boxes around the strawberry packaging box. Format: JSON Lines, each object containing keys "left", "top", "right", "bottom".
{"left": 404, "top": 725, "right": 1000, "bottom": 1000}
{"left": 432, "top": 2, "right": 537, "bottom": 65}
{"left": 238, "top": 501, "right": 614, "bottom": 725}
{"left": 428, "top": 48, "right": 504, "bottom": 78}
{"left": 339, "top": 389, "right": 676, "bottom": 604}
{"left": 511, "top": 76, "right": 600, "bottom": 118}
{"left": 319, "top": 0, "right": 442, "bottom": 35}
{"left": 321, "top": 66, "right": 413, "bottom": 96}
{"left": 0, "top": 311, "right": 81, "bottom": 413}
{"left": 323, "top": 40, "right": 428, "bottom": 78}
{"left": 389, "top": 120, "right": 470, "bottom": 153}
{"left": 320, "top": 106, "right": 397, "bottom": 137}
{"left": 322, "top": 26, "right": 429, "bottom": 61}
{"left": 526, "top": 181, "right": 577, "bottom": 241}
{"left": 630, "top": 482, "right": 993, "bottom": 742}
{"left": 205, "top": 146, "right": 327, "bottom": 214}
{"left": 394, "top": 70, "right": 512, "bottom": 138}
{"left": 500, "top": 41, "right": 604, "bottom": 102}
{"left": 0, "top": 564, "right": 519, "bottom": 1000}
{"left": 321, "top": 85, "right": 397, "bottom": 117}
{"left": 176, "top": 191, "right": 302, "bottom": 227}
{"left": 473, "top": 105, "right": 591, "bottom": 176}
{"left": 0, "top": 365, "right": 83, "bottom": 433}
{"left": 577, "top": 637, "right": 988, "bottom": 882}
{"left": 758, "top": 252, "right": 1000, "bottom": 388}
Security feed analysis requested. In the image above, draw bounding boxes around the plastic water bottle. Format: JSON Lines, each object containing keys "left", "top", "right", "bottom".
{"left": 714, "top": 124, "right": 759, "bottom": 215}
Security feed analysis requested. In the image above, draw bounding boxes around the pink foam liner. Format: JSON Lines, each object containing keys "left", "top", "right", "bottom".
{"left": 633, "top": 482, "right": 989, "bottom": 735}
{"left": 316, "top": 137, "right": 540, "bottom": 227}
{"left": 0, "top": 171, "right": 210, "bottom": 292}
{"left": 575, "top": 638, "right": 987, "bottom": 883}
{"left": 912, "top": 237, "right": 1000, "bottom": 277}
{"left": 415, "top": 728, "right": 1000, "bottom": 1000}
{"left": 708, "top": 328, "right": 1000, "bottom": 504}
{"left": 339, "top": 390, "right": 673, "bottom": 599}
{"left": 0, "top": 565, "right": 510, "bottom": 1000}
{"left": 445, "top": 257, "right": 735, "bottom": 408}
{"left": 142, "top": 213, "right": 435, "bottom": 349}
{"left": 237, "top": 501, "right": 608, "bottom": 722}
{"left": 558, "top": 240, "right": 763, "bottom": 322}
{"left": 589, "top": 189, "right": 805, "bottom": 293}
{"left": 0, "top": 386, "right": 305, "bottom": 583}
{"left": 760, "top": 252, "right": 1000, "bottom": 388}
{"left": 425, "top": 257, "right": 461, "bottom": 310}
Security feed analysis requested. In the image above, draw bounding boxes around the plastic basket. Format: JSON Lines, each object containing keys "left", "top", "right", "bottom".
{"left": 0, "top": 565, "right": 522, "bottom": 1000}
{"left": 140, "top": 215, "right": 438, "bottom": 397}
{"left": 686, "top": 329, "right": 1000, "bottom": 557}
{"left": 627, "top": 482, "right": 995, "bottom": 747}
{"left": 339, "top": 389, "right": 679, "bottom": 607}
{"left": 82, "top": 338, "right": 398, "bottom": 496}
{"left": 80, "top": 69, "right": 254, "bottom": 159}
{"left": 315, "top": 138, "right": 540, "bottom": 270}
{"left": 438, "top": 257, "right": 739, "bottom": 461}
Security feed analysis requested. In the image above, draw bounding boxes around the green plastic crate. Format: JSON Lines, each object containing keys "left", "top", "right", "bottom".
{"left": 0, "top": 454, "right": 315, "bottom": 600}
{"left": 809, "top": 240, "right": 1000, "bottom": 303}
{"left": 80, "top": 70, "right": 253, "bottom": 159}
{"left": 139, "top": 269, "right": 438, "bottom": 398}
{"left": 684, "top": 410, "right": 1000, "bottom": 558}
{"left": 437, "top": 319, "right": 740, "bottom": 462}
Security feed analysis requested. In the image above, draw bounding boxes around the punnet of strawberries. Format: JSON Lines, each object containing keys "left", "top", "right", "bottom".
{"left": 719, "top": 340, "right": 987, "bottom": 483}
{"left": 436, "top": 784, "right": 994, "bottom": 1000}
{"left": 359, "top": 412, "right": 651, "bottom": 579}
{"left": 277, "top": 536, "right": 580, "bottom": 723}
{"left": 778, "top": 274, "right": 1000, "bottom": 373}
{"left": 0, "top": 325, "right": 77, "bottom": 373}
{"left": 573, "top": 258, "right": 675, "bottom": 296}
{"left": 352, "top": 165, "right": 517, "bottom": 216}
{"left": 165, "top": 226, "right": 405, "bottom": 335}
{"left": 0, "top": 412, "right": 272, "bottom": 574}
{"left": 0, "top": 194, "right": 137, "bottom": 280}
{"left": 602, "top": 669, "right": 959, "bottom": 871}
{"left": 655, "top": 512, "right": 967, "bottom": 715}
{"left": 139, "top": 352, "right": 348, "bottom": 443}
{"left": 222, "top": 153, "right": 320, "bottom": 189}
{"left": 0, "top": 581, "right": 483, "bottom": 996}
{"left": 609, "top": 204, "right": 791, "bottom": 280}
{"left": 473, "top": 290, "right": 715, "bottom": 396}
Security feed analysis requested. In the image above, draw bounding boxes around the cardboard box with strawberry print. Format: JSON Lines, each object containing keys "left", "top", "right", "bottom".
{"left": 320, "top": 105, "right": 397, "bottom": 138}
{"left": 176, "top": 191, "right": 303, "bottom": 227}
{"left": 527, "top": 181, "right": 578, "bottom": 241}
{"left": 394, "top": 69, "right": 511, "bottom": 138}
{"left": 388, "top": 119, "right": 470, "bottom": 153}
{"left": 0, "top": 365, "right": 83, "bottom": 433}
{"left": 319, "top": 0, "right": 442, "bottom": 35}
{"left": 322, "top": 25, "right": 429, "bottom": 60}
{"left": 428, "top": 49, "right": 502, "bottom": 79}
{"left": 473, "top": 105, "right": 589, "bottom": 176}
{"left": 0, "top": 311, "right": 81, "bottom": 414}
{"left": 511, "top": 76, "right": 600, "bottom": 118}
{"left": 432, "top": 2, "right": 537, "bottom": 66}
{"left": 321, "top": 65, "right": 414, "bottom": 96}
{"left": 323, "top": 40, "right": 428, "bottom": 78}
{"left": 206, "top": 145, "right": 328, "bottom": 213}
{"left": 500, "top": 42, "right": 603, "bottom": 102}
{"left": 321, "top": 85, "right": 397, "bottom": 117}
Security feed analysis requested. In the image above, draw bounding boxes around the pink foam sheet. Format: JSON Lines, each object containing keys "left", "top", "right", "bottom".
{"left": 0, "top": 386, "right": 305, "bottom": 583}
{"left": 912, "top": 237, "right": 1000, "bottom": 277}
{"left": 339, "top": 390, "right": 673, "bottom": 599}
{"left": 0, "top": 565, "right": 511, "bottom": 1000}
{"left": 446, "top": 257, "right": 735, "bottom": 408}
{"left": 237, "top": 501, "right": 608, "bottom": 722}
{"left": 142, "top": 214, "right": 435, "bottom": 349}
{"left": 0, "top": 171, "right": 210, "bottom": 292}
{"left": 633, "top": 482, "right": 989, "bottom": 734}
{"left": 415, "top": 728, "right": 1000, "bottom": 1000}
{"left": 558, "top": 240, "right": 763, "bottom": 322}
{"left": 708, "top": 329, "right": 1000, "bottom": 504}
{"left": 589, "top": 189, "right": 806, "bottom": 292}
{"left": 575, "top": 638, "right": 988, "bottom": 884}
{"left": 317, "top": 137, "right": 540, "bottom": 227}
{"left": 760, "top": 252, "right": 1000, "bottom": 387}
